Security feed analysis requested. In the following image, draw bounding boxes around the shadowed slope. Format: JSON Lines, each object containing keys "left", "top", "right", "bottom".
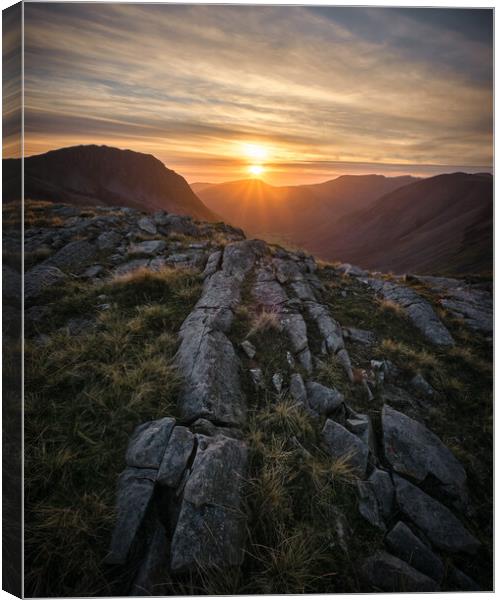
{"left": 3, "top": 145, "right": 216, "bottom": 221}
{"left": 309, "top": 173, "right": 492, "bottom": 275}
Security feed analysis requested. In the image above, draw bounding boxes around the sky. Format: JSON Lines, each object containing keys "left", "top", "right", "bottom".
{"left": 17, "top": 4, "right": 494, "bottom": 185}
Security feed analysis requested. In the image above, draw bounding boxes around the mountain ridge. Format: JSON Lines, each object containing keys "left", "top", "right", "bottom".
{"left": 3, "top": 145, "right": 216, "bottom": 221}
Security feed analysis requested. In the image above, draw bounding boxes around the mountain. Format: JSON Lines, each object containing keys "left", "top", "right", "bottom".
{"left": 196, "top": 174, "right": 418, "bottom": 241}
{"left": 190, "top": 182, "right": 215, "bottom": 194}
{"left": 3, "top": 145, "right": 215, "bottom": 221}
{"left": 309, "top": 172, "right": 492, "bottom": 275}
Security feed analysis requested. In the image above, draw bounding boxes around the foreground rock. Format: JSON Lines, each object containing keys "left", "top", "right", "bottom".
{"left": 382, "top": 405, "right": 467, "bottom": 506}
{"left": 361, "top": 551, "right": 438, "bottom": 592}
{"left": 170, "top": 434, "right": 248, "bottom": 572}
{"left": 385, "top": 521, "right": 444, "bottom": 582}
{"left": 322, "top": 419, "right": 368, "bottom": 476}
{"left": 394, "top": 476, "right": 480, "bottom": 555}
{"left": 365, "top": 278, "right": 454, "bottom": 345}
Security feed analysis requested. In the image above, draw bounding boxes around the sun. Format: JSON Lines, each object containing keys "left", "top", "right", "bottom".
{"left": 248, "top": 164, "right": 265, "bottom": 176}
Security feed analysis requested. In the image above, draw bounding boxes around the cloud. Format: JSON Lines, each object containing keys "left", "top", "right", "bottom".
{"left": 18, "top": 4, "right": 492, "bottom": 183}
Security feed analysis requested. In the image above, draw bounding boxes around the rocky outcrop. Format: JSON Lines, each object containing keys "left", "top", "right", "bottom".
{"left": 364, "top": 277, "right": 454, "bottom": 345}
{"left": 382, "top": 405, "right": 467, "bottom": 506}
{"left": 409, "top": 274, "right": 492, "bottom": 334}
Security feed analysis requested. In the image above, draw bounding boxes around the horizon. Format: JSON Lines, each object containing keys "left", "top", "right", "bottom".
{"left": 6, "top": 4, "right": 492, "bottom": 186}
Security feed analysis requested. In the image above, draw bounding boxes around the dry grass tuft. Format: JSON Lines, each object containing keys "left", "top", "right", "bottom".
{"left": 247, "top": 308, "right": 282, "bottom": 338}
{"left": 377, "top": 297, "right": 406, "bottom": 317}
{"left": 379, "top": 338, "right": 440, "bottom": 369}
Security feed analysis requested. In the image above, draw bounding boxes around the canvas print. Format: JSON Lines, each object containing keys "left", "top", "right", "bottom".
{"left": 2, "top": 3, "right": 493, "bottom": 597}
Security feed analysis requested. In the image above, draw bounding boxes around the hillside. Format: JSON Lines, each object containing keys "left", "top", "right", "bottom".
{"left": 3, "top": 145, "right": 216, "bottom": 221}
{"left": 13, "top": 199, "right": 492, "bottom": 596}
{"left": 309, "top": 173, "right": 493, "bottom": 275}
{"left": 196, "top": 175, "right": 417, "bottom": 240}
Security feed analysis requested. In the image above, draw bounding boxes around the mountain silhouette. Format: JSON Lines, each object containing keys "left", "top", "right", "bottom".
{"left": 3, "top": 145, "right": 215, "bottom": 221}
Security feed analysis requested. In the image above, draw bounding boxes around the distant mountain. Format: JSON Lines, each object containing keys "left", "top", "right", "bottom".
{"left": 196, "top": 175, "right": 418, "bottom": 240}
{"left": 3, "top": 145, "right": 216, "bottom": 221}
{"left": 190, "top": 182, "right": 215, "bottom": 194}
{"left": 308, "top": 172, "right": 492, "bottom": 275}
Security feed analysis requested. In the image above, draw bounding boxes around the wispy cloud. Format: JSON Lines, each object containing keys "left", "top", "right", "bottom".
{"left": 19, "top": 4, "right": 492, "bottom": 184}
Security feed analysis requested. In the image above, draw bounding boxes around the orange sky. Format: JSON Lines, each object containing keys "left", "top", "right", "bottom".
{"left": 11, "top": 5, "right": 494, "bottom": 185}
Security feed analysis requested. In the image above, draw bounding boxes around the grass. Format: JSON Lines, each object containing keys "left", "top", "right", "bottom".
{"left": 24, "top": 266, "right": 201, "bottom": 597}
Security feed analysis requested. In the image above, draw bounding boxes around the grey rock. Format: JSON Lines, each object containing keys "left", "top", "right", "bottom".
{"left": 131, "top": 519, "right": 168, "bottom": 596}
{"left": 113, "top": 258, "right": 150, "bottom": 277}
{"left": 170, "top": 435, "right": 248, "bottom": 572}
{"left": 342, "top": 326, "right": 376, "bottom": 346}
{"left": 157, "top": 426, "right": 195, "bottom": 488}
{"left": 366, "top": 278, "right": 454, "bottom": 346}
{"left": 202, "top": 249, "right": 222, "bottom": 278}
{"left": 149, "top": 256, "right": 167, "bottom": 271}
{"left": 96, "top": 230, "right": 122, "bottom": 251}
{"left": 290, "top": 280, "right": 317, "bottom": 301}
{"left": 222, "top": 239, "right": 266, "bottom": 281}
{"left": 338, "top": 263, "right": 369, "bottom": 278}
{"left": 280, "top": 311, "right": 309, "bottom": 355}
{"left": 382, "top": 405, "right": 467, "bottom": 505}
{"left": 306, "top": 381, "right": 343, "bottom": 415}
{"left": 286, "top": 351, "right": 295, "bottom": 367}
{"left": 361, "top": 551, "right": 438, "bottom": 592}
{"left": 322, "top": 419, "right": 368, "bottom": 477}
{"left": 138, "top": 216, "right": 158, "bottom": 235}
{"left": 357, "top": 468, "right": 394, "bottom": 530}
{"left": 241, "top": 340, "right": 256, "bottom": 359}
{"left": 272, "top": 257, "right": 304, "bottom": 283}
{"left": 47, "top": 239, "right": 98, "bottom": 271}
{"left": 394, "top": 475, "right": 480, "bottom": 555}
{"left": 176, "top": 328, "right": 245, "bottom": 426}
{"left": 413, "top": 274, "right": 492, "bottom": 334}
{"left": 380, "top": 384, "right": 422, "bottom": 419}
{"left": 249, "top": 368, "right": 264, "bottom": 390}
{"left": 25, "top": 264, "right": 66, "bottom": 299}
{"left": 448, "top": 566, "right": 481, "bottom": 591}
{"left": 272, "top": 372, "right": 284, "bottom": 393}
{"left": 106, "top": 467, "right": 157, "bottom": 565}
{"left": 410, "top": 373, "right": 436, "bottom": 398}
{"left": 253, "top": 268, "right": 288, "bottom": 306}
{"left": 153, "top": 210, "right": 169, "bottom": 225}
{"left": 129, "top": 240, "right": 167, "bottom": 255}
{"left": 289, "top": 373, "right": 308, "bottom": 408}
{"left": 386, "top": 521, "right": 444, "bottom": 582}
{"left": 346, "top": 412, "right": 376, "bottom": 453}
{"left": 190, "top": 419, "right": 243, "bottom": 440}
{"left": 126, "top": 417, "right": 176, "bottom": 469}
{"left": 305, "top": 302, "right": 344, "bottom": 354}
{"left": 83, "top": 264, "right": 104, "bottom": 278}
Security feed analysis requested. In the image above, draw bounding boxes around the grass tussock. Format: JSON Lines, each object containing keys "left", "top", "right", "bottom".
{"left": 24, "top": 266, "right": 201, "bottom": 597}
{"left": 377, "top": 297, "right": 406, "bottom": 317}
{"left": 379, "top": 338, "right": 440, "bottom": 370}
{"left": 247, "top": 308, "right": 282, "bottom": 338}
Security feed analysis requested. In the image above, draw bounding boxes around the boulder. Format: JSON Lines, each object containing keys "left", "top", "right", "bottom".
{"left": 202, "top": 249, "right": 222, "bottom": 278}
{"left": 176, "top": 328, "right": 245, "bottom": 426}
{"left": 138, "top": 216, "right": 158, "bottom": 235}
{"left": 361, "top": 551, "right": 439, "bottom": 592}
{"left": 289, "top": 373, "right": 308, "bottom": 409}
{"left": 25, "top": 264, "right": 66, "bottom": 299}
{"left": 240, "top": 340, "right": 256, "bottom": 359}
{"left": 157, "top": 426, "right": 195, "bottom": 488}
{"left": 366, "top": 278, "right": 454, "bottom": 346}
{"left": 106, "top": 467, "right": 157, "bottom": 565}
{"left": 46, "top": 239, "right": 98, "bottom": 270}
{"left": 96, "top": 230, "right": 122, "bottom": 251}
{"left": 306, "top": 381, "right": 343, "bottom": 415}
{"left": 386, "top": 521, "right": 444, "bottom": 582}
{"left": 129, "top": 240, "right": 167, "bottom": 255}
{"left": 113, "top": 258, "right": 150, "bottom": 277}
{"left": 410, "top": 373, "right": 436, "bottom": 398}
{"left": 394, "top": 476, "right": 480, "bottom": 555}
{"left": 170, "top": 435, "right": 248, "bottom": 572}
{"left": 126, "top": 418, "right": 176, "bottom": 469}
{"left": 382, "top": 405, "right": 467, "bottom": 505}
{"left": 357, "top": 468, "right": 394, "bottom": 530}
{"left": 322, "top": 419, "right": 368, "bottom": 477}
